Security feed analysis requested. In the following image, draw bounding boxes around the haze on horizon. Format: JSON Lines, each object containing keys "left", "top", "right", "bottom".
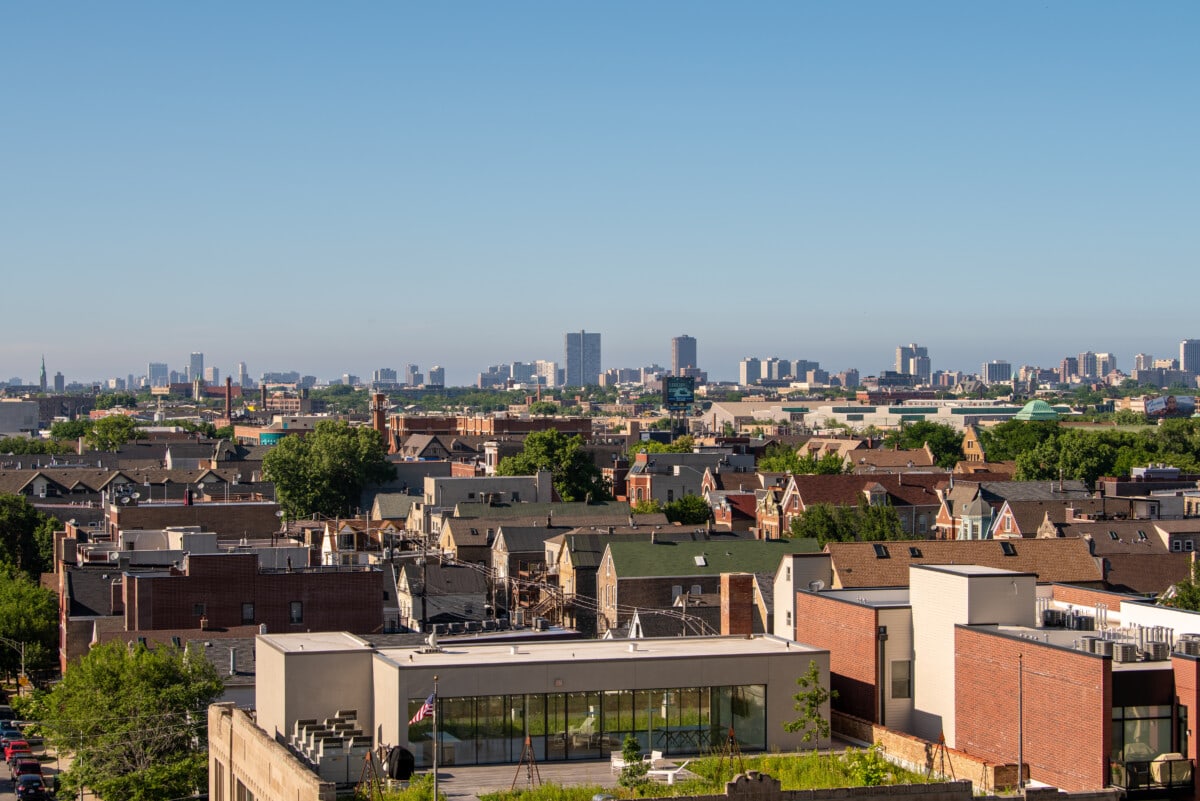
{"left": 3, "top": 3, "right": 1197, "bottom": 386}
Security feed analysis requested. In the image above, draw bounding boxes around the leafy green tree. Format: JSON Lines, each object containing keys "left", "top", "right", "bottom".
{"left": 39, "top": 641, "right": 223, "bottom": 801}
{"left": 976, "top": 420, "right": 1059, "bottom": 462}
{"left": 527, "top": 401, "right": 559, "bottom": 416}
{"left": 50, "top": 419, "right": 92, "bottom": 441}
{"left": 784, "top": 659, "right": 835, "bottom": 744}
{"left": 664, "top": 494, "right": 711, "bottom": 525}
{"left": 86, "top": 415, "right": 140, "bottom": 451}
{"left": 882, "top": 421, "right": 964, "bottom": 468}
{"left": 0, "top": 437, "right": 69, "bottom": 455}
{"left": 626, "top": 435, "right": 694, "bottom": 459}
{"left": 630, "top": 499, "right": 664, "bottom": 515}
{"left": 757, "top": 444, "right": 847, "bottom": 475}
{"left": 1163, "top": 561, "right": 1200, "bottom": 611}
{"left": 0, "top": 565, "right": 58, "bottom": 679}
{"left": 789, "top": 503, "right": 856, "bottom": 544}
{"left": 94, "top": 392, "right": 140, "bottom": 410}
{"left": 496, "top": 430, "right": 610, "bottom": 503}
{"left": 618, "top": 733, "right": 649, "bottom": 787}
{"left": 263, "top": 421, "right": 395, "bottom": 519}
{"left": 648, "top": 417, "right": 674, "bottom": 431}
{"left": 857, "top": 503, "right": 906, "bottom": 541}
{"left": 0, "top": 494, "right": 58, "bottom": 576}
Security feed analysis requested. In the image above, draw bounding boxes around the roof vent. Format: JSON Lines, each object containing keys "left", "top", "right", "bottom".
{"left": 694, "top": 555, "right": 707, "bottom": 567}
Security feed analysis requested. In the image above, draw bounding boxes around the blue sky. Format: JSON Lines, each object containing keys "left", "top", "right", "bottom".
{"left": 3, "top": 2, "right": 1197, "bottom": 385}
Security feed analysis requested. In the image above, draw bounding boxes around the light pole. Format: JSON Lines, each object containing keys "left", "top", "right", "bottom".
{"left": 0, "top": 635, "right": 27, "bottom": 695}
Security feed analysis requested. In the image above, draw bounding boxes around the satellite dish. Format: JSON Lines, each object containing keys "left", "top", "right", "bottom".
{"left": 131, "top": 492, "right": 141, "bottom": 500}
{"left": 427, "top": 631, "right": 439, "bottom": 650}
{"left": 808, "top": 580, "right": 825, "bottom": 592}
{"left": 119, "top": 496, "right": 130, "bottom": 505}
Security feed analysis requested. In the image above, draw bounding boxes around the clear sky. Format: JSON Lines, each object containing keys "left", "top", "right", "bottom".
{"left": 3, "top": 2, "right": 1197, "bottom": 385}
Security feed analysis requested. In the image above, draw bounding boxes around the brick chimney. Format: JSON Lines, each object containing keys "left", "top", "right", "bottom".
{"left": 720, "top": 572, "right": 754, "bottom": 636}
{"left": 224, "top": 377, "right": 233, "bottom": 422}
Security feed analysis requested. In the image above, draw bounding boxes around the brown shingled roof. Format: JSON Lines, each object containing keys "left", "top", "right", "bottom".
{"left": 825, "top": 538, "right": 1103, "bottom": 588}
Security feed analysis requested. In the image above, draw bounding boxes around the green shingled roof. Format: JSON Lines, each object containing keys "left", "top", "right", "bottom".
{"left": 604, "top": 538, "right": 819, "bottom": 578}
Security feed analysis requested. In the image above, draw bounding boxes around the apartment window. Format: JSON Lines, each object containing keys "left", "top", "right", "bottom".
{"left": 241, "top": 603, "right": 254, "bottom": 624}
{"left": 512, "top": 492, "right": 520, "bottom": 502}
{"left": 193, "top": 603, "right": 206, "bottom": 617}
{"left": 672, "top": 585, "right": 683, "bottom": 600}
{"left": 289, "top": 601, "right": 304, "bottom": 624}
{"left": 1187, "top": 540, "right": 1195, "bottom": 553}
{"left": 785, "top": 566, "right": 791, "bottom": 581}
{"left": 786, "top": 610, "right": 793, "bottom": 627}
{"left": 667, "top": 489, "right": 675, "bottom": 503}
{"left": 1174, "top": 540, "right": 1183, "bottom": 552}
{"left": 891, "top": 660, "right": 912, "bottom": 699}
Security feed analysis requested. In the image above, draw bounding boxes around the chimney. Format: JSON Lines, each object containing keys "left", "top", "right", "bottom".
{"left": 229, "top": 647, "right": 237, "bottom": 676}
{"left": 224, "top": 377, "right": 233, "bottom": 422}
{"left": 260, "top": 385, "right": 267, "bottom": 409}
{"left": 720, "top": 572, "right": 754, "bottom": 636}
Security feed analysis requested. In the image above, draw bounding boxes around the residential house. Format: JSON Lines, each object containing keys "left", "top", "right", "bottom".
{"left": 770, "top": 473, "right": 945, "bottom": 539}
{"left": 624, "top": 450, "right": 755, "bottom": 505}
{"left": 934, "top": 479, "right": 1091, "bottom": 540}
{"left": 395, "top": 560, "right": 489, "bottom": 632}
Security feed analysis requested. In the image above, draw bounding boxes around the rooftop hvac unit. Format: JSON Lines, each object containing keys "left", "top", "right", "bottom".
{"left": 1113, "top": 643, "right": 1140, "bottom": 663}
{"left": 1181, "top": 639, "right": 1200, "bottom": 656}
{"left": 1180, "top": 633, "right": 1200, "bottom": 642}
{"left": 1080, "top": 636, "right": 1100, "bottom": 653}
{"left": 1094, "top": 639, "right": 1115, "bottom": 657}
{"left": 1042, "top": 609, "right": 1065, "bottom": 628}
{"left": 1145, "top": 641, "right": 1171, "bottom": 661}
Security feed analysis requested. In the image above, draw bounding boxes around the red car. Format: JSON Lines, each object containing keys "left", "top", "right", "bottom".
{"left": 12, "top": 757, "right": 42, "bottom": 777}
{"left": 4, "top": 739, "right": 30, "bottom": 760}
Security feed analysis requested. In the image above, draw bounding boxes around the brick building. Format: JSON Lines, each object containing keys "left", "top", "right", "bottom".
{"left": 123, "top": 552, "right": 383, "bottom": 634}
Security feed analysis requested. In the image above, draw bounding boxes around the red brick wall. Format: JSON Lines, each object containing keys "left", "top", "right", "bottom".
{"left": 110, "top": 502, "right": 282, "bottom": 539}
{"left": 955, "top": 627, "right": 1111, "bottom": 792}
{"left": 720, "top": 573, "right": 754, "bottom": 635}
{"left": 1171, "top": 655, "right": 1200, "bottom": 801}
{"left": 1050, "top": 584, "right": 1124, "bottom": 611}
{"left": 793, "top": 593, "right": 879, "bottom": 722}
{"left": 125, "top": 554, "right": 382, "bottom": 633}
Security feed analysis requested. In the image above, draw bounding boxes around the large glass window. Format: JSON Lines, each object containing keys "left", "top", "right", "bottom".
{"left": 1111, "top": 705, "right": 1175, "bottom": 762}
{"left": 408, "top": 684, "right": 767, "bottom": 767}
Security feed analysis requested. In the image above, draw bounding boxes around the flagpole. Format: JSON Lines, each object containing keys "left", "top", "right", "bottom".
{"left": 432, "top": 674, "right": 439, "bottom": 801}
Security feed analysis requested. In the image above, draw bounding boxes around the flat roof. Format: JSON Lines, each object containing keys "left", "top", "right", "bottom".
{"left": 912, "top": 564, "right": 1037, "bottom": 577}
{"left": 259, "top": 631, "right": 371, "bottom": 654}
{"left": 824, "top": 588, "right": 911, "bottom": 607}
{"left": 380, "top": 634, "right": 820, "bottom": 668}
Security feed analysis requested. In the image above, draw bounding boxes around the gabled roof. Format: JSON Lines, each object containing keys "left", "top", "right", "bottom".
{"left": 604, "top": 539, "right": 819, "bottom": 579}
{"left": 494, "top": 526, "right": 571, "bottom": 554}
{"left": 399, "top": 561, "right": 488, "bottom": 595}
{"left": 561, "top": 529, "right": 749, "bottom": 570}
{"left": 786, "top": 472, "right": 944, "bottom": 508}
{"left": 825, "top": 538, "right": 1103, "bottom": 588}
{"left": 372, "top": 493, "right": 417, "bottom": 520}
{"left": 452, "top": 501, "right": 665, "bottom": 527}
{"left": 994, "top": 499, "right": 1107, "bottom": 537}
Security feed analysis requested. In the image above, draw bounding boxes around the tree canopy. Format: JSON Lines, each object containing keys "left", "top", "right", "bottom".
{"left": 664, "top": 494, "right": 711, "bottom": 525}
{"left": 496, "top": 429, "right": 610, "bottom": 503}
{"left": 37, "top": 641, "right": 223, "bottom": 801}
{"left": 626, "top": 435, "right": 694, "bottom": 459}
{"left": 86, "top": 415, "right": 141, "bottom": 452}
{"left": 262, "top": 420, "right": 395, "bottom": 519}
{"left": 0, "top": 565, "right": 58, "bottom": 679}
{"left": 789, "top": 501, "right": 909, "bottom": 545}
{"left": 757, "top": 444, "right": 847, "bottom": 475}
{"left": 0, "top": 494, "right": 58, "bottom": 576}
{"left": 1163, "top": 561, "right": 1200, "bottom": 612}
{"left": 881, "top": 421, "right": 964, "bottom": 468}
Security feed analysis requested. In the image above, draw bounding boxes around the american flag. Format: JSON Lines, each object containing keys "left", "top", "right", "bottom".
{"left": 409, "top": 694, "right": 435, "bottom": 725}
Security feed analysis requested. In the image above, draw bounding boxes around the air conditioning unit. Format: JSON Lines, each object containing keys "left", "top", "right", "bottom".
{"left": 1113, "top": 643, "right": 1139, "bottom": 663}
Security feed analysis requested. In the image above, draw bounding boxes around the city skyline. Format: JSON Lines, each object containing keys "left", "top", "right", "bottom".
{"left": 3, "top": 4, "right": 1197, "bottom": 384}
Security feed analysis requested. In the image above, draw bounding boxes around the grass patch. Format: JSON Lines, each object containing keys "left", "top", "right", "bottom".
{"left": 475, "top": 747, "right": 931, "bottom": 801}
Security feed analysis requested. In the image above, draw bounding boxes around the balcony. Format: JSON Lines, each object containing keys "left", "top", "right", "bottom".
{"left": 1111, "top": 756, "right": 1193, "bottom": 798}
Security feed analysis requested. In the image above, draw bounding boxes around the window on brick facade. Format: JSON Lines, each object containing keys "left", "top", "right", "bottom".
{"left": 289, "top": 601, "right": 304, "bottom": 624}
{"left": 193, "top": 603, "right": 206, "bottom": 617}
{"left": 891, "top": 660, "right": 912, "bottom": 699}
{"left": 241, "top": 603, "right": 254, "bottom": 624}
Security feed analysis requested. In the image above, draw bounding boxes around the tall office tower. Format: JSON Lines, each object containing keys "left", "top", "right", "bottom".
{"left": 1181, "top": 340, "right": 1200, "bottom": 375}
{"left": 564, "top": 331, "right": 602, "bottom": 386}
{"left": 1095, "top": 353, "right": 1117, "bottom": 377}
{"left": 762, "top": 357, "right": 789, "bottom": 381}
{"left": 1059, "top": 357, "right": 1078, "bottom": 383}
{"left": 510, "top": 362, "right": 536, "bottom": 383}
{"left": 738, "top": 357, "right": 762, "bottom": 386}
{"left": 792, "top": 359, "right": 820, "bottom": 378}
{"left": 534, "top": 360, "right": 559, "bottom": 388}
{"left": 237, "top": 362, "right": 249, "bottom": 387}
{"left": 373, "top": 368, "right": 397, "bottom": 385}
{"left": 54, "top": 372, "right": 65, "bottom": 393}
{"left": 671, "top": 335, "right": 698, "bottom": 375}
{"left": 894, "top": 343, "right": 931, "bottom": 383}
{"left": 189, "top": 352, "right": 204, "bottom": 383}
{"left": 204, "top": 366, "right": 220, "bottom": 385}
{"left": 148, "top": 362, "right": 169, "bottom": 388}
{"left": 1077, "top": 351, "right": 1098, "bottom": 379}
{"left": 404, "top": 365, "right": 422, "bottom": 386}
{"left": 1134, "top": 353, "right": 1154, "bottom": 372}
{"left": 981, "top": 360, "right": 1012, "bottom": 384}
{"left": 427, "top": 366, "right": 445, "bottom": 387}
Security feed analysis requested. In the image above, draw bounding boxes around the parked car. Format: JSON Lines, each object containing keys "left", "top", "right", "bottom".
{"left": 4, "top": 739, "right": 30, "bottom": 761}
{"left": 13, "top": 757, "right": 43, "bottom": 777}
{"left": 15, "top": 774, "right": 52, "bottom": 800}
{"left": 0, "top": 719, "right": 20, "bottom": 735}
{"left": 0, "top": 704, "right": 15, "bottom": 721}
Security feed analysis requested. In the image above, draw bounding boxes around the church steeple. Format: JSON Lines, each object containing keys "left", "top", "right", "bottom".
{"left": 39, "top": 355, "right": 47, "bottom": 392}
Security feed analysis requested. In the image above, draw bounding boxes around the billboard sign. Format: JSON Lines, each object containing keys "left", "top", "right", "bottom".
{"left": 1145, "top": 395, "right": 1196, "bottom": 419}
{"left": 663, "top": 376, "right": 696, "bottom": 411}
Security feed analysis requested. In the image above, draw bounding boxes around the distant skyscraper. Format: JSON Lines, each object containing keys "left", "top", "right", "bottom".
{"left": 981, "top": 360, "right": 1012, "bottom": 385}
{"left": 534, "top": 360, "right": 558, "bottom": 388}
{"left": 53, "top": 372, "right": 65, "bottom": 393}
{"left": 237, "top": 362, "right": 249, "bottom": 388}
{"left": 1134, "top": 353, "right": 1154, "bottom": 372}
{"left": 427, "top": 366, "right": 445, "bottom": 387}
{"left": 671, "top": 335, "right": 697, "bottom": 375}
{"left": 1181, "top": 340, "right": 1200, "bottom": 375}
{"left": 405, "top": 364, "right": 423, "bottom": 386}
{"left": 189, "top": 352, "right": 204, "bottom": 383}
{"left": 738, "top": 357, "right": 762, "bottom": 386}
{"left": 510, "top": 362, "right": 536, "bottom": 383}
{"left": 203, "top": 366, "right": 220, "bottom": 385}
{"left": 895, "top": 343, "right": 930, "bottom": 382}
{"left": 564, "top": 331, "right": 601, "bottom": 386}
{"left": 1095, "top": 353, "right": 1117, "bottom": 377}
{"left": 148, "top": 362, "right": 169, "bottom": 388}
{"left": 1077, "top": 351, "right": 1098, "bottom": 379}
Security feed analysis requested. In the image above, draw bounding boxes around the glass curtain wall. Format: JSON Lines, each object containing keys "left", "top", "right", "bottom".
{"left": 407, "top": 684, "right": 766, "bottom": 767}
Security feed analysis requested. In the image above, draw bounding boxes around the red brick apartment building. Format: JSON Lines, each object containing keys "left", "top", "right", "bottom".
{"left": 786, "top": 566, "right": 1200, "bottom": 796}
